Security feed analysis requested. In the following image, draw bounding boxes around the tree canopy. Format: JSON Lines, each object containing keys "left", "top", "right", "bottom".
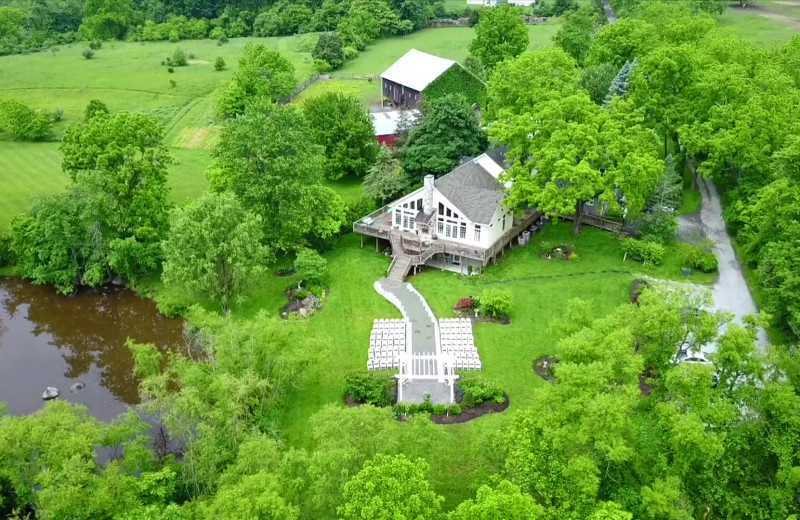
{"left": 402, "top": 93, "right": 487, "bottom": 181}
{"left": 468, "top": 5, "right": 529, "bottom": 72}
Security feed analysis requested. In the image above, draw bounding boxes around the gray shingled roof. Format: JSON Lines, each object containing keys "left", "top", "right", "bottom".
{"left": 435, "top": 158, "right": 506, "bottom": 225}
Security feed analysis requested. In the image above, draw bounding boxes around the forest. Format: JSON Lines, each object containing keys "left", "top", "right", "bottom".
{"left": 1, "top": 0, "right": 800, "bottom": 518}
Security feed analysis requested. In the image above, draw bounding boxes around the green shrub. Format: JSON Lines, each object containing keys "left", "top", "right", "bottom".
{"left": 680, "top": 243, "right": 718, "bottom": 273}
{"left": 82, "top": 47, "right": 94, "bottom": 59}
{"left": 157, "top": 297, "right": 188, "bottom": 318}
{"left": 408, "top": 404, "right": 420, "bottom": 414}
{"left": 313, "top": 32, "right": 345, "bottom": 69}
{"left": 50, "top": 108, "right": 63, "bottom": 122}
{"left": 88, "top": 39, "right": 102, "bottom": 50}
{"left": 343, "top": 46, "right": 359, "bottom": 61}
{"left": 214, "top": 56, "right": 226, "bottom": 71}
{"left": 294, "top": 289, "right": 308, "bottom": 300}
{"left": 447, "top": 403, "right": 462, "bottom": 415}
{"left": 313, "top": 59, "right": 332, "bottom": 73}
{"left": 168, "top": 30, "right": 180, "bottom": 42}
{"left": 0, "top": 99, "right": 52, "bottom": 140}
{"left": 0, "top": 232, "right": 14, "bottom": 267}
{"left": 638, "top": 210, "right": 678, "bottom": 244}
{"left": 479, "top": 288, "right": 512, "bottom": 318}
{"left": 345, "top": 370, "right": 392, "bottom": 407}
{"left": 458, "top": 376, "right": 505, "bottom": 409}
{"left": 621, "top": 238, "right": 665, "bottom": 266}
{"left": 294, "top": 248, "right": 327, "bottom": 283}
{"left": 393, "top": 403, "right": 408, "bottom": 417}
{"left": 85, "top": 99, "right": 109, "bottom": 120}
{"left": 171, "top": 48, "right": 188, "bottom": 66}
{"left": 432, "top": 404, "right": 447, "bottom": 415}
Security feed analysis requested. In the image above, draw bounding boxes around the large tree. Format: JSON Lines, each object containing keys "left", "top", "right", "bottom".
{"left": 162, "top": 192, "right": 270, "bottom": 315}
{"left": 302, "top": 92, "right": 378, "bottom": 180}
{"left": 80, "top": 0, "right": 133, "bottom": 39}
{"left": 553, "top": 7, "right": 597, "bottom": 67}
{"left": 468, "top": 5, "right": 529, "bottom": 71}
{"left": 486, "top": 47, "right": 579, "bottom": 121}
{"left": 208, "top": 99, "right": 345, "bottom": 251}
{"left": 363, "top": 145, "right": 410, "bottom": 203}
{"left": 491, "top": 91, "right": 661, "bottom": 233}
{"left": 338, "top": 454, "right": 443, "bottom": 520}
{"left": 402, "top": 93, "right": 487, "bottom": 181}
{"left": 216, "top": 44, "right": 295, "bottom": 117}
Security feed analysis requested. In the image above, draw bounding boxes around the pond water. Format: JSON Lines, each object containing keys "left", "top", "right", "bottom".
{"left": 0, "top": 277, "right": 185, "bottom": 422}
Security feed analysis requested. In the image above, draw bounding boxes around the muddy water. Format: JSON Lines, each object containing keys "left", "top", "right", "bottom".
{"left": 0, "top": 277, "right": 184, "bottom": 422}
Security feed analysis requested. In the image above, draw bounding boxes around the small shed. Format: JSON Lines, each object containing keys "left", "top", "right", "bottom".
{"left": 370, "top": 110, "right": 419, "bottom": 146}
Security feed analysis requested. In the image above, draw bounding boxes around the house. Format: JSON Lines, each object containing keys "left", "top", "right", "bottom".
{"left": 508, "top": 0, "right": 536, "bottom": 5}
{"left": 466, "top": 0, "right": 498, "bottom": 6}
{"left": 354, "top": 148, "right": 541, "bottom": 280}
{"left": 380, "top": 49, "right": 486, "bottom": 109}
{"left": 370, "top": 109, "right": 419, "bottom": 147}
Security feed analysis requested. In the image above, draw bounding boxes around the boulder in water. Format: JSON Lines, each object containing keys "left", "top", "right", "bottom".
{"left": 42, "top": 387, "right": 59, "bottom": 400}
{"left": 69, "top": 382, "right": 86, "bottom": 393}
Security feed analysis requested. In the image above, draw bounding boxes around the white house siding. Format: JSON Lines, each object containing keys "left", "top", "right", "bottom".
{"left": 389, "top": 188, "right": 425, "bottom": 232}
{"left": 483, "top": 204, "right": 514, "bottom": 249}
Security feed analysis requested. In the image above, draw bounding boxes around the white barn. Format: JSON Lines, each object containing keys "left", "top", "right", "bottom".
{"left": 354, "top": 149, "right": 541, "bottom": 280}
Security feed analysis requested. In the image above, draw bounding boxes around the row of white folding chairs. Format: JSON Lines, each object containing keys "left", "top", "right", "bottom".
{"left": 442, "top": 345, "right": 478, "bottom": 354}
{"left": 367, "top": 357, "right": 399, "bottom": 370}
{"left": 441, "top": 338, "right": 475, "bottom": 346}
{"left": 454, "top": 359, "right": 481, "bottom": 370}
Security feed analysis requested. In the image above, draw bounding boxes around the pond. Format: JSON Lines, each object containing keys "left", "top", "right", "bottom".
{"left": 0, "top": 277, "right": 185, "bottom": 422}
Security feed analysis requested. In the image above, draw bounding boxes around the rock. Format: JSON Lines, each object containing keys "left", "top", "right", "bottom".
{"left": 69, "top": 382, "right": 86, "bottom": 393}
{"left": 298, "top": 308, "right": 310, "bottom": 318}
{"left": 42, "top": 387, "right": 59, "bottom": 400}
{"left": 111, "top": 276, "right": 124, "bottom": 286}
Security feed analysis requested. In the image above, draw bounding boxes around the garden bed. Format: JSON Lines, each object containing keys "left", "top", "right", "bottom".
{"left": 540, "top": 243, "right": 577, "bottom": 260}
{"left": 533, "top": 355, "right": 556, "bottom": 381}
{"left": 430, "top": 393, "right": 510, "bottom": 424}
{"left": 280, "top": 284, "right": 328, "bottom": 319}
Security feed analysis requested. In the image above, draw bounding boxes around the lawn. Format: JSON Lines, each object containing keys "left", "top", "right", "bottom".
{"left": 337, "top": 23, "right": 560, "bottom": 76}
{"left": 0, "top": 36, "right": 318, "bottom": 128}
{"left": 0, "top": 141, "right": 208, "bottom": 228}
{"left": 716, "top": 2, "right": 799, "bottom": 47}
{"left": 153, "top": 221, "right": 712, "bottom": 508}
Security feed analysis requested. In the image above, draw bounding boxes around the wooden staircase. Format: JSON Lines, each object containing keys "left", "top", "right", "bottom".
{"left": 388, "top": 253, "right": 412, "bottom": 282}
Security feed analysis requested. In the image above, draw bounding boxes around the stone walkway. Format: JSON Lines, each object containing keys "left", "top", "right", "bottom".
{"left": 374, "top": 278, "right": 452, "bottom": 404}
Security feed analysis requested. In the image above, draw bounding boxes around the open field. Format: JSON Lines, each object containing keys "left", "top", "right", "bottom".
{"left": 151, "top": 220, "right": 715, "bottom": 507}
{"left": 717, "top": 1, "right": 799, "bottom": 47}
{"left": 0, "top": 24, "right": 562, "bottom": 227}
{"left": 0, "top": 141, "right": 208, "bottom": 228}
{"left": 0, "top": 36, "right": 318, "bottom": 128}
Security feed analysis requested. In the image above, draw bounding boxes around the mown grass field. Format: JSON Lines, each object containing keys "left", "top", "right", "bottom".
{"left": 716, "top": 0, "right": 799, "bottom": 47}
{"left": 151, "top": 220, "right": 715, "bottom": 508}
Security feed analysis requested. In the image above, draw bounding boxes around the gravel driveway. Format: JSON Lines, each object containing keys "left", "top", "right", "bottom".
{"left": 678, "top": 178, "right": 768, "bottom": 352}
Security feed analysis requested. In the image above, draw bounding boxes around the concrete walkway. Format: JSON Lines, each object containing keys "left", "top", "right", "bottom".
{"left": 602, "top": 0, "right": 617, "bottom": 22}
{"left": 679, "top": 178, "right": 768, "bottom": 351}
{"left": 375, "top": 278, "right": 451, "bottom": 403}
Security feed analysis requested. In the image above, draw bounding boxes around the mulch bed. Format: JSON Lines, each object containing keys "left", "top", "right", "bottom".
{"left": 274, "top": 268, "right": 296, "bottom": 278}
{"left": 453, "top": 309, "right": 511, "bottom": 325}
{"left": 541, "top": 244, "right": 576, "bottom": 260}
{"left": 533, "top": 356, "right": 556, "bottom": 382}
{"left": 431, "top": 394, "right": 510, "bottom": 424}
{"left": 344, "top": 392, "right": 510, "bottom": 424}
{"left": 280, "top": 285, "right": 328, "bottom": 319}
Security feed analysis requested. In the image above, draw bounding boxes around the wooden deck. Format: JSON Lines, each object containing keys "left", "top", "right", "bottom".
{"left": 354, "top": 206, "right": 542, "bottom": 267}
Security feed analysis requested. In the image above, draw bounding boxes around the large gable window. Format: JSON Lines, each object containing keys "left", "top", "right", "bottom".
{"left": 474, "top": 225, "right": 481, "bottom": 242}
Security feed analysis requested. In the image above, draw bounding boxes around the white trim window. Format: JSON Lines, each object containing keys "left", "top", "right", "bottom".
{"left": 459, "top": 222, "right": 466, "bottom": 239}
{"left": 474, "top": 225, "right": 481, "bottom": 242}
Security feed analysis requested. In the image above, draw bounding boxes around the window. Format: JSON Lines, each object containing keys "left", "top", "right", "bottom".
{"left": 502, "top": 215, "right": 506, "bottom": 231}
{"left": 438, "top": 203, "right": 444, "bottom": 215}
{"left": 395, "top": 211, "right": 401, "bottom": 226}
{"left": 586, "top": 198, "right": 594, "bottom": 207}
{"left": 451, "top": 255, "right": 461, "bottom": 266}
{"left": 437, "top": 220, "right": 444, "bottom": 234}
{"left": 446, "top": 208, "right": 451, "bottom": 217}
{"left": 459, "top": 223, "right": 466, "bottom": 239}
{"left": 417, "top": 198, "right": 423, "bottom": 210}
{"left": 474, "top": 225, "right": 481, "bottom": 242}
{"left": 403, "top": 215, "right": 409, "bottom": 228}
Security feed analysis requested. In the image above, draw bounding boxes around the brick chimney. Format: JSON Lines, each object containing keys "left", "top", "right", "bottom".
{"left": 423, "top": 174, "right": 434, "bottom": 215}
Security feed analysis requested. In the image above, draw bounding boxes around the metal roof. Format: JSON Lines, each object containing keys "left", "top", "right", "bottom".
{"left": 434, "top": 154, "right": 507, "bottom": 225}
{"left": 380, "top": 49, "right": 457, "bottom": 92}
{"left": 370, "top": 110, "right": 420, "bottom": 136}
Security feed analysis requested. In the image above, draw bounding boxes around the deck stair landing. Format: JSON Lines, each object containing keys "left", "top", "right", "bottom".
{"left": 387, "top": 254, "right": 412, "bottom": 282}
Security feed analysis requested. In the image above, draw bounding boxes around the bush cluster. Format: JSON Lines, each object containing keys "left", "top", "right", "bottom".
{"left": 393, "top": 402, "right": 462, "bottom": 417}
{"left": 0, "top": 99, "right": 52, "bottom": 140}
{"left": 0, "top": 232, "right": 14, "bottom": 267}
{"left": 479, "top": 288, "right": 512, "bottom": 318}
{"left": 680, "top": 243, "right": 718, "bottom": 273}
{"left": 458, "top": 376, "right": 505, "bottom": 409}
{"left": 345, "top": 370, "right": 392, "bottom": 407}
{"left": 621, "top": 238, "right": 665, "bottom": 266}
